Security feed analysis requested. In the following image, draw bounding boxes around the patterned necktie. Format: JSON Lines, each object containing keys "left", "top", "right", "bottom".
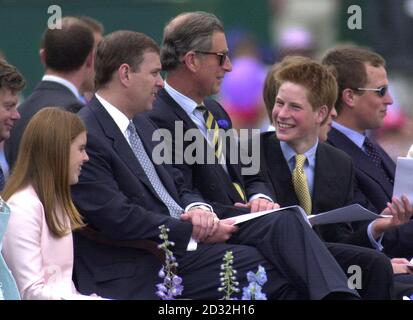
{"left": 363, "top": 137, "right": 393, "bottom": 183}
{"left": 127, "top": 121, "right": 183, "bottom": 219}
{"left": 292, "top": 154, "right": 312, "bottom": 215}
{"left": 0, "top": 166, "right": 5, "bottom": 191}
{"left": 196, "top": 105, "right": 246, "bottom": 202}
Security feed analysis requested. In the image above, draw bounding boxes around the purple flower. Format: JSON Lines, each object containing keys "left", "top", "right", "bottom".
{"left": 217, "top": 119, "right": 229, "bottom": 129}
{"left": 156, "top": 225, "right": 183, "bottom": 300}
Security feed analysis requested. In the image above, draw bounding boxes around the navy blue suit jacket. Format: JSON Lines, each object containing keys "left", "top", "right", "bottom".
{"left": 71, "top": 96, "right": 202, "bottom": 299}
{"left": 147, "top": 88, "right": 274, "bottom": 206}
{"left": 5, "top": 81, "right": 84, "bottom": 169}
{"left": 328, "top": 127, "right": 413, "bottom": 258}
{"left": 258, "top": 132, "right": 372, "bottom": 247}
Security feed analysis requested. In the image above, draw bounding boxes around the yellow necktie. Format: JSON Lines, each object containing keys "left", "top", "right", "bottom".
{"left": 292, "top": 154, "right": 312, "bottom": 214}
{"left": 197, "top": 105, "right": 246, "bottom": 203}
{"left": 197, "top": 105, "right": 222, "bottom": 159}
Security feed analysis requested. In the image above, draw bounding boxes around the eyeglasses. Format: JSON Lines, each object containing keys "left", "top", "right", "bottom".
{"left": 194, "top": 51, "right": 228, "bottom": 66}
{"left": 354, "top": 86, "right": 388, "bottom": 97}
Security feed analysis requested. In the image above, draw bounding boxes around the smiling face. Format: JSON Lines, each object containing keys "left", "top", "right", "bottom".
{"left": 273, "top": 81, "right": 327, "bottom": 153}
{"left": 68, "top": 131, "right": 89, "bottom": 185}
{"left": 196, "top": 31, "right": 232, "bottom": 97}
{"left": 0, "top": 88, "right": 21, "bottom": 142}
{"left": 352, "top": 64, "right": 393, "bottom": 132}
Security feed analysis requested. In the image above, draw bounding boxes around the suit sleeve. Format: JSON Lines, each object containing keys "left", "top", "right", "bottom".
{"left": 71, "top": 132, "right": 193, "bottom": 251}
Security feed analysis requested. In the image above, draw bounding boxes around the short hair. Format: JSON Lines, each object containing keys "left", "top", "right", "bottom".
{"left": 321, "top": 45, "right": 385, "bottom": 114}
{"left": 273, "top": 57, "right": 338, "bottom": 117}
{"left": 161, "top": 11, "right": 224, "bottom": 71}
{"left": 41, "top": 17, "right": 94, "bottom": 72}
{"left": 0, "top": 59, "right": 25, "bottom": 94}
{"left": 77, "top": 16, "right": 104, "bottom": 34}
{"left": 263, "top": 56, "right": 312, "bottom": 121}
{"left": 94, "top": 30, "right": 159, "bottom": 90}
{"left": 3, "top": 108, "right": 86, "bottom": 237}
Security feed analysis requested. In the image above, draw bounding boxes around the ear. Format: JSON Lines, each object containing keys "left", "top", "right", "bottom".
{"left": 182, "top": 51, "right": 198, "bottom": 73}
{"left": 39, "top": 48, "right": 46, "bottom": 66}
{"left": 316, "top": 105, "right": 329, "bottom": 124}
{"left": 118, "top": 63, "right": 131, "bottom": 87}
{"left": 341, "top": 88, "right": 356, "bottom": 109}
{"left": 85, "top": 51, "right": 94, "bottom": 68}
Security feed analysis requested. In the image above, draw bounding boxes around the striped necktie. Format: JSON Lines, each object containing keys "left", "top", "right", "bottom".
{"left": 196, "top": 105, "right": 246, "bottom": 202}
{"left": 292, "top": 154, "right": 312, "bottom": 215}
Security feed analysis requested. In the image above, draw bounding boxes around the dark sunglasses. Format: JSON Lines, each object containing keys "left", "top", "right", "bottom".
{"left": 194, "top": 51, "right": 228, "bottom": 66}
{"left": 354, "top": 86, "right": 388, "bottom": 97}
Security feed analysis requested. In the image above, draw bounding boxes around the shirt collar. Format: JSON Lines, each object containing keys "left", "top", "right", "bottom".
{"left": 95, "top": 93, "right": 131, "bottom": 135}
{"left": 332, "top": 121, "right": 366, "bottom": 149}
{"left": 280, "top": 139, "right": 318, "bottom": 168}
{"left": 164, "top": 81, "right": 200, "bottom": 115}
{"left": 42, "top": 74, "right": 82, "bottom": 101}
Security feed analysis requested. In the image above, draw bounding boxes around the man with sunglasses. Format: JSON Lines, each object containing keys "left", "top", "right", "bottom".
{"left": 323, "top": 45, "right": 413, "bottom": 259}
{"left": 148, "top": 11, "right": 277, "bottom": 212}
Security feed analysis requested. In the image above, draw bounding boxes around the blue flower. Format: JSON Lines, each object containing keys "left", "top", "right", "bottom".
{"left": 217, "top": 119, "right": 229, "bottom": 129}
{"left": 242, "top": 265, "right": 268, "bottom": 300}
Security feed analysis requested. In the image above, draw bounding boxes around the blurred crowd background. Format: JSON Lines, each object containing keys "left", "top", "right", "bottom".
{"left": 1, "top": 0, "right": 413, "bottom": 160}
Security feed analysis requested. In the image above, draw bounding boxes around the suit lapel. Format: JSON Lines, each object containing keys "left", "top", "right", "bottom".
{"left": 328, "top": 128, "right": 393, "bottom": 198}
{"left": 159, "top": 89, "right": 243, "bottom": 203}
{"left": 262, "top": 134, "right": 299, "bottom": 207}
{"left": 312, "top": 143, "right": 344, "bottom": 214}
{"left": 89, "top": 97, "right": 157, "bottom": 194}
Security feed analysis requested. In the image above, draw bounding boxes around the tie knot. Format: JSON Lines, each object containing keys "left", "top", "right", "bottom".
{"left": 196, "top": 104, "right": 207, "bottom": 113}
{"left": 127, "top": 121, "right": 136, "bottom": 133}
{"left": 295, "top": 154, "right": 307, "bottom": 169}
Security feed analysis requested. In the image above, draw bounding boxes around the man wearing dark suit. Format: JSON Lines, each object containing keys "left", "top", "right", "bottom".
{"left": 254, "top": 57, "right": 408, "bottom": 299}
{"left": 5, "top": 17, "right": 95, "bottom": 168}
{"left": 148, "top": 12, "right": 277, "bottom": 213}
{"left": 322, "top": 46, "right": 413, "bottom": 258}
{"left": 71, "top": 28, "right": 363, "bottom": 300}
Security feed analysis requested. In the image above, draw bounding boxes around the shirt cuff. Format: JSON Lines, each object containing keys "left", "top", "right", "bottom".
{"left": 185, "top": 202, "right": 213, "bottom": 213}
{"left": 367, "top": 221, "right": 384, "bottom": 251}
{"left": 248, "top": 193, "right": 273, "bottom": 203}
{"left": 186, "top": 237, "right": 198, "bottom": 251}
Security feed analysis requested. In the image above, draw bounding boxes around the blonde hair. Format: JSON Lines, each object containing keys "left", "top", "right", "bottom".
{"left": 3, "top": 107, "right": 86, "bottom": 237}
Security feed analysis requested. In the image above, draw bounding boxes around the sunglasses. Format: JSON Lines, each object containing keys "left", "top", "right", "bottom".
{"left": 354, "top": 86, "right": 388, "bottom": 97}
{"left": 194, "top": 51, "right": 228, "bottom": 66}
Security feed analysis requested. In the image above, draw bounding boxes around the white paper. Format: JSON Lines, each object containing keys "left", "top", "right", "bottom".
{"left": 232, "top": 204, "right": 386, "bottom": 227}
{"left": 393, "top": 157, "right": 413, "bottom": 204}
{"left": 307, "top": 204, "right": 387, "bottom": 226}
{"left": 232, "top": 205, "right": 301, "bottom": 225}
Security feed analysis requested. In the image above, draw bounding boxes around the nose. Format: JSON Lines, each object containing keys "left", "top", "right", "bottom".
{"left": 223, "top": 55, "right": 232, "bottom": 72}
{"left": 83, "top": 151, "right": 89, "bottom": 163}
{"left": 11, "top": 108, "right": 20, "bottom": 120}
{"left": 384, "top": 90, "right": 394, "bottom": 105}
{"left": 156, "top": 74, "right": 164, "bottom": 88}
{"left": 330, "top": 106, "right": 338, "bottom": 119}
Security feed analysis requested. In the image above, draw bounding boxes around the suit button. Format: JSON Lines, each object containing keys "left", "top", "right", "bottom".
{"left": 209, "top": 184, "right": 215, "bottom": 191}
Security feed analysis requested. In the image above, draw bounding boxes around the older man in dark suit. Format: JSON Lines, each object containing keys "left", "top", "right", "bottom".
{"left": 5, "top": 16, "right": 95, "bottom": 168}
{"left": 148, "top": 12, "right": 277, "bottom": 213}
